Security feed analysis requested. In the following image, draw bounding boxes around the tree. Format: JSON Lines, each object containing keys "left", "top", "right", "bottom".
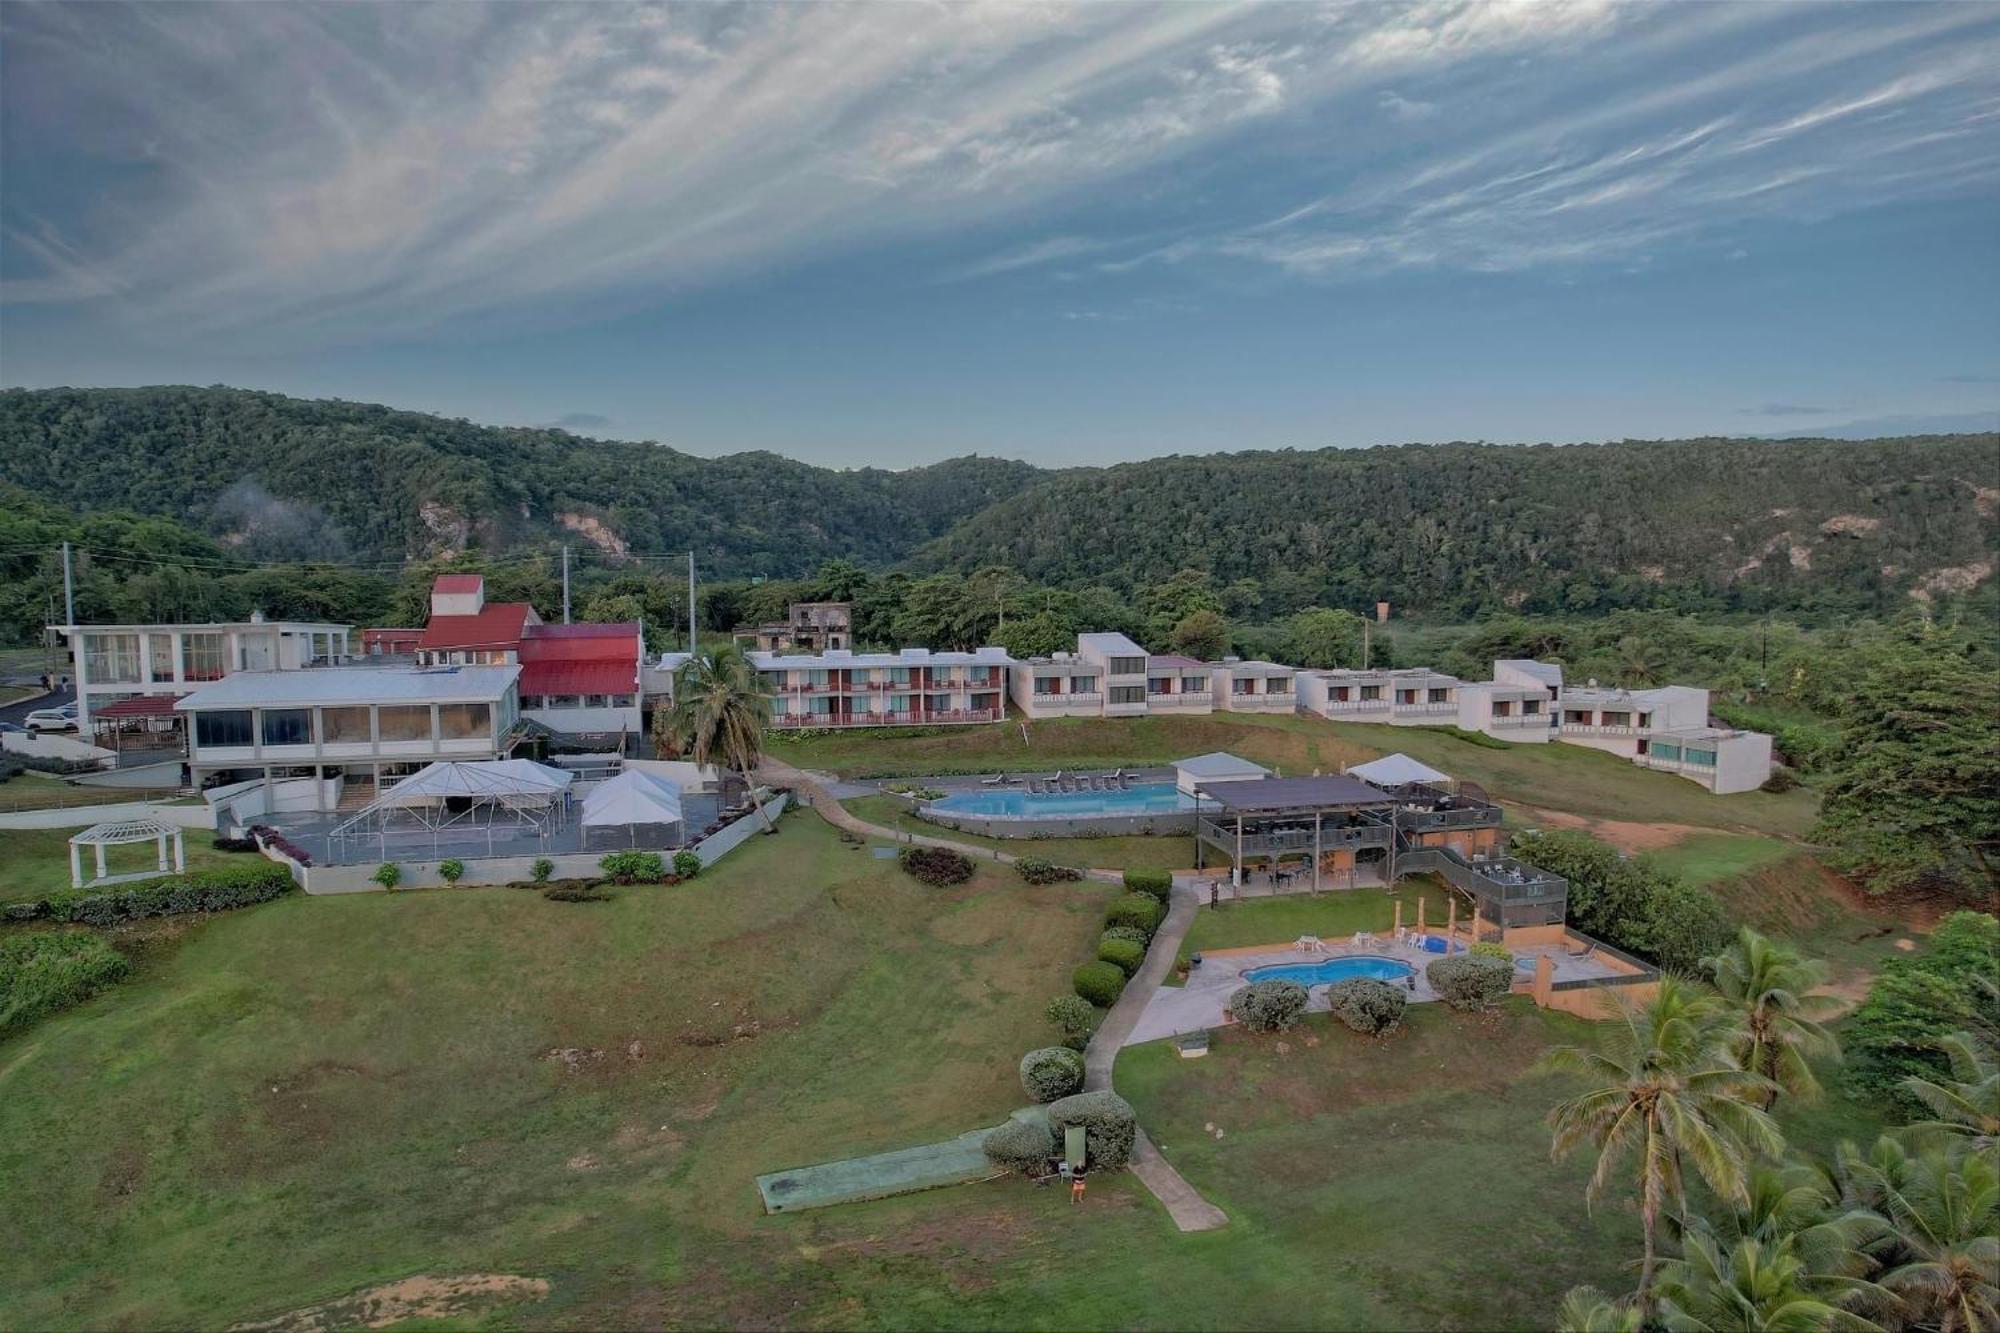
{"left": 1544, "top": 979, "right": 1783, "bottom": 1308}
{"left": 1556, "top": 1287, "right": 1642, "bottom": 1333}
{"left": 1836, "top": 1135, "right": 1999, "bottom": 1333}
{"left": 1656, "top": 1233, "right": 1886, "bottom": 1333}
{"left": 1901, "top": 1033, "right": 2000, "bottom": 1148}
{"left": 667, "top": 646, "right": 773, "bottom": 829}
{"left": 1282, "top": 607, "right": 1365, "bottom": 669}
{"left": 1813, "top": 643, "right": 2000, "bottom": 901}
{"left": 1705, "top": 927, "right": 1843, "bottom": 1109}
{"left": 1168, "top": 609, "right": 1230, "bottom": 661}
{"left": 1844, "top": 912, "right": 2000, "bottom": 1107}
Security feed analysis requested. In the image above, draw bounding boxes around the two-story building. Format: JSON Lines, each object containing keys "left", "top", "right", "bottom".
{"left": 736, "top": 602, "right": 852, "bottom": 653}
{"left": 754, "top": 647, "right": 1012, "bottom": 730}
{"left": 53, "top": 614, "right": 355, "bottom": 734}
{"left": 1555, "top": 683, "right": 1709, "bottom": 757}
{"left": 1145, "top": 654, "right": 1217, "bottom": 714}
{"left": 1633, "top": 727, "right": 1775, "bottom": 794}
{"left": 1008, "top": 650, "right": 1106, "bottom": 719}
{"left": 1208, "top": 658, "right": 1296, "bottom": 713}
{"left": 1076, "top": 632, "right": 1152, "bottom": 717}
{"left": 1296, "top": 667, "right": 1460, "bottom": 725}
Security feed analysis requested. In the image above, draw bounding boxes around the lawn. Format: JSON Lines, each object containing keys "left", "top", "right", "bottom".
{"left": 0, "top": 771, "right": 193, "bottom": 814}
{"left": 1643, "top": 830, "right": 1798, "bottom": 885}
{"left": 843, "top": 793, "right": 1198, "bottom": 872}
{"left": 1701, "top": 848, "right": 1922, "bottom": 983}
{"left": 0, "top": 826, "right": 258, "bottom": 906}
{"left": 1174, "top": 878, "right": 1442, "bottom": 971}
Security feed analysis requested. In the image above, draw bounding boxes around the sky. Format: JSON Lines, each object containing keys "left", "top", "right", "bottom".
{"left": 2, "top": 1, "right": 1997, "bottom": 467}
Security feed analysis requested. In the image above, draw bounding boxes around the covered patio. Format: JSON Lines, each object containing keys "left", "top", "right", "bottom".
{"left": 1193, "top": 775, "right": 1397, "bottom": 890}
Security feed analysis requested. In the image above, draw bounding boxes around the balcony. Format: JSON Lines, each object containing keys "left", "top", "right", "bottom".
{"left": 1026, "top": 691, "right": 1101, "bottom": 708}
{"left": 1390, "top": 700, "right": 1456, "bottom": 716}
{"left": 768, "top": 707, "right": 1002, "bottom": 730}
{"left": 1226, "top": 693, "right": 1295, "bottom": 711}
{"left": 1561, "top": 721, "right": 1639, "bottom": 737}
{"left": 1147, "top": 693, "right": 1212, "bottom": 709}
{"left": 1394, "top": 804, "right": 1501, "bottom": 834}
{"left": 1488, "top": 712, "right": 1549, "bottom": 729}
{"left": 1319, "top": 698, "right": 1392, "bottom": 715}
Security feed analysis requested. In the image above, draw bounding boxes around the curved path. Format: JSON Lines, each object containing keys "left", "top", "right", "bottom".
{"left": 758, "top": 757, "right": 1229, "bottom": 1231}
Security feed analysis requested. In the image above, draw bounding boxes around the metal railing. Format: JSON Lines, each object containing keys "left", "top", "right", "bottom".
{"left": 1197, "top": 818, "right": 1392, "bottom": 856}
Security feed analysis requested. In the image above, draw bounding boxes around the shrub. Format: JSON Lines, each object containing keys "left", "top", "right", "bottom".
{"left": 1844, "top": 911, "right": 1999, "bottom": 1106}
{"left": 898, "top": 845, "right": 975, "bottom": 886}
{"left": 672, "top": 850, "right": 703, "bottom": 879}
{"left": 541, "top": 880, "right": 613, "bottom": 903}
{"left": 1072, "top": 960, "right": 1127, "bottom": 1008}
{"left": 1046, "top": 1090, "right": 1138, "bottom": 1169}
{"left": 1122, "top": 868, "right": 1173, "bottom": 901}
{"left": 1327, "top": 978, "right": 1406, "bottom": 1035}
{"left": 1427, "top": 953, "right": 1514, "bottom": 1011}
{"left": 1046, "top": 994, "right": 1095, "bottom": 1042}
{"left": 1229, "top": 979, "right": 1309, "bottom": 1033}
{"left": 373, "top": 862, "right": 402, "bottom": 890}
{"left": 42, "top": 864, "right": 296, "bottom": 926}
{"left": 1097, "top": 934, "right": 1146, "bottom": 976}
{"left": 982, "top": 1116, "right": 1056, "bottom": 1174}
{"left": 1, "top": 931, "right": 130, "bottom": 1033}
{"left": 1101, "top": 924, "right": 1149, "bottom": 948}
{"left": 1470, "top": 940, "right": 1512, "bottom": 962}
{"left": 1104, "top": 893, "right": 1166, "bottom": 937}
{"left": 599, "top": 851, "right": 666, "bottom": 885}
{"left": 530, "top": 857, "right": 554, "bottom": 884}
{"left": 1019, "top": 1046, "right": 1086, "bottom": 1103}
{"left": 437, "top": 858, "right": 466, "bottom": 885}
{"left": 211, "top": 835, "right": 258, "bottom": 853}
{"left": 1760, "top": 767, "right": 1800, "bottom": 794}
{"left": 1017, "top": 857, "right": 1083, "bottom": 885}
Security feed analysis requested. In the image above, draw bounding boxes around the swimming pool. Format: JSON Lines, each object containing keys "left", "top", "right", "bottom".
{"left": 926, "top": 781, "right": 1193, "bottom": 819}
{"left": 1243, "top": 956, "right": 1415, "bottom": 987}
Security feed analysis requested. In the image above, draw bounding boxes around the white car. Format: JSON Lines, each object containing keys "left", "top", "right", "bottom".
{"left": 24, "top": 705, "right": 77, "bottom": 733}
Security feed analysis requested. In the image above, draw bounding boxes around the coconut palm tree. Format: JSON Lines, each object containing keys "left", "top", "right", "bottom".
{"left": 1704, "top": 927, "right": 1843, "bottom": 1109}
{"left": 1545, "top": 978, "right": 1785, "bottom": 1307}
{"left": 1556, "top": 1286, "right": 1643, "bottom": 1333}
{"left": 1684, "top": 1161, "right": 1893, "bottom": 1323}
{"left": 1837, "top": 1135, "right": 1999, "bottom": 1333}
{"left": 1902, "top": 1034, "right": 2000, "bottom": 1149}
{"left": 668, "top": 646, "right": 774, "bottom": 829}
{"left": 1656, "top": 1232, "right": 1886, "bottom": 1333}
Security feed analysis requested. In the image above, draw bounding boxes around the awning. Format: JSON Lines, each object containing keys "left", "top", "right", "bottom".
{"left": 94, "top": 694, "right": 188, "bottom": 719}
{"left": 581, "top": 770, "right": 683, "bottom": 827}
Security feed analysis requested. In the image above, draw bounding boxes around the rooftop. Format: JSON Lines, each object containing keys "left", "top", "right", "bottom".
{"left": 1173, "top": 751, "right": 1273, "bottom": 779}
{"left": 1077, "top": 631, "right": 1148, "bottom": 657}
{"left": 749, "top": 646, "right": 1014, "bottom": 669}
{"left": 432, "top": 574, "right": 485, "bottom": 594}
{"left": 175, "top": 664, "right": 521, "bottom": 709}
{"left": 54, "top": 618, "right": 352, "bottom": 635}
{"left": 416, "top": 602, "right": 536, "bottom": 652}
{"left": 1148, "top": 653, "right": 1207, "bottom": 670}
{"left": 1496, "top": 658, "right": 1564, "bottom": 687}
{"left": 1216, "top": 658, "right": 1295, "bottom": 676}
{"left": 1195, "top": 774, "right": 1396, "bottom": 813}
{"left": 1561, "top": 683, "right": 1706, "bottom": 707}
{"left": 1311, "top": 666, "right": 1460, "bottom": 684}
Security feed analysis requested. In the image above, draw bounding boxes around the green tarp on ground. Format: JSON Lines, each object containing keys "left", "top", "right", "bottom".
{"left": 756, "top": 1106, "right": 1049, "bottom": 1214}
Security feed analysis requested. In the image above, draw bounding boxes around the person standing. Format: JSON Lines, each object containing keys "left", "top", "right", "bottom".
{"left": 1070, "top": 1174, "right": 1086, "bottom": 1206}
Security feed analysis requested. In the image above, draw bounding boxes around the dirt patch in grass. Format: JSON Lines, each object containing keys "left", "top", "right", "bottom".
{"left": 1517, "top": 805, "right": 1703, "bottom": 853}
{"left": 233, "top": 1273, "right": 552, "bottom": 1332}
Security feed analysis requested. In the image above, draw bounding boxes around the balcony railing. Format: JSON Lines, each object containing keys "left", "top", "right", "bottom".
{"left": 1489, "top": 712, "right": 1549, "bottom": 728}
{"left": 1320, "top": 698, "right": 1392, "bottom": 713}
{"left": 1147, "top": 693, "right": 1212, "bottom": 709}
{"left": 1391, "top": 700, "right": 1456, "bottom": 715}
{"left": 769, "top": 707, "right": 1002, "bottom": 730}
{"left": 1394, "top": 804, "right": 1501, "bottom": 833}
{"left": 1027, "top": 692, "right": 1102, "bottom": 707}
{"left": 1561, "top": 722, "right": 1639, "bottom": 736}
{"left": 1197, "top": 818, "right": 1392, "bottom": 856}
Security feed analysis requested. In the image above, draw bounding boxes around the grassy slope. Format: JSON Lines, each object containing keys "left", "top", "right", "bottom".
{"left": 843, "top": 794, "right": 1198, "bottom": 872}
{"left": 1644, "top": 832, "right": 1798, "bottom": 885}
{"left": 0, "top": 827, "right": 257, "bottom": 906}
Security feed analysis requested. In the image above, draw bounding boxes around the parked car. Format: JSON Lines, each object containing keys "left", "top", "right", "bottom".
{"left": 24, "top": 706, "right": 77, "bottom": 733}
{"left": 0, "top": 720, "right": 25, "bottom": 735}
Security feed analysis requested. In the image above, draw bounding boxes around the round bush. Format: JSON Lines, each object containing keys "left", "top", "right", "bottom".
{"left": 1019, "top": 1046, "right": 1086, "bottom": 1103}
{"left": 898, "top": 845, "right": 974, "bottom": 886}
{"left": 1327, "top": 977, "right": 1407, "bottom": 1035}
{"left": 1017, "top": 857, "right": 1083, "bottom": 885}
{"left": 1104, "top": 893, "right": 1166, "bottom": 937}
{"left": 1097, "top": 935, "right": 1146, "bottom": 976}
{"left": 1101, "top": 924, "right": 1149, "bottom": 948}
{"left": 982, "top": 1115, "right": 1056, "bottom": 1174}
{"left": 1046, "top": 993, "right": 1095, "bottom": 1038}
{"left": 1073, "top": 960, "right": 1127, "bottom": 1008}
{"left": 672, "top": 850, "right": 703, "bottom": 879}
{"left": 530, "top": 858, "right": 554, "bottom": 884}
{"left": 1427, "top": 953, "right": 1515, "bottom": 1012}
{"left": 1122, "top": 868, "right": 1173, "bottom": 902}
{"left": 371, "top": 863, "right": 402, "bottom": 890}
{"left": 1046, "top": 1090, "right": 1138, "bottom": 1169}
{"left": 437, "top": 858, "right": 466, "bottom": 884}
{"left": 1229, "top": 979, "right": 1310, "bottom": 1033}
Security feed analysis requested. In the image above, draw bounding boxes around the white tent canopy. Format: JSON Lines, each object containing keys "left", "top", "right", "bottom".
{"left": 374, "top": 759, "right": 572, "bottom": 805}
{"left": 1346, "top": 752, "right": 1452, "bottom": 789}
{"left": 330, "top": 759, "right": 576, "bottom": 859}
{"left": 582, "top": 770, "right": 684, "bottom": 828}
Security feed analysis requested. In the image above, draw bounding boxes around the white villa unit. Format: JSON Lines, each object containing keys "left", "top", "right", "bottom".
{"left": 1556, "top": 683, "right": 1709, "bottom": 757}
{"left": 175, "top": 664, "right": 523, "bottom": 804}
{"left": 1078, "top": 632, "right": 1153, "bottom": 717}
{"left": 1633, "top": 727, "right": 1774, "bottom": 794}
{"left": 54, "top": 615, "right": 355, "bottom": 731}
{"left": 1145, "top": 654, "right": 1216, "bottom": 714}
{"left": 1009, "top": 650, "right": 1108, "bottom": 719}
{"left": 1296, "top": 667, "right": 1460, "bottom": 725}
{"left": 1011, "top": 633, "right": 1228, "bottom": 719}
{"left": 1457, "top": 680, "right": 1556, "bottom": 741}
{"left": 752, "top": 647, "right": 1012, "bottom": 730}
{"left": 1209, "top": 658, "right": 1296, "bottom": 712}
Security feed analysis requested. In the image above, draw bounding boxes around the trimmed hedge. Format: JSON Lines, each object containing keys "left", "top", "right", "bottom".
{"left": 1046, "top": 1090, "right": 1138, "bottom": 1169}
{"left": 1104, "top": 893, "right": 1166, "bottom": 937}
{"left": 2, "top": 931, "right": 130, "bottom": 1033}
{"left": 1097, "top": 935, "right": 1146, "bottom": 976}
{"left": 898, "top": 845, "right": 975, "bottom": 886}
{"left": 37, "top": 863, "right": 294, "bottom": 927}
{"left": 982, "top": 1116, "right": 1056, "bottom": 1174}
{"left": 1229, "top": 979, "right": 1309, "bottom": 1033}
{"left": 672, "top": 850, "right": 703, "bottom": 879}
{"left": 1327, "top": 978, "right": 1406, "bottom": 1035}
{"left": 1427, "top": 953, "right": 1515, "bottom": 1011}
{"left": 1101, "top": 924, "right": 1149, "bottom": 948}
{"left": 1122, "top": 868, "right": 1173, "bottom": 902}
{"left": 1073, "top": 960, "right": 1127, "bottom": 1008}
{"left": 599, "top": 851, "right": 666, "bottom": 884}
{"left": 1046, "top": 994, "right": 1096, "bottom": 1047}
{"left": 1017, "top": 857, "right": 1084, "bottom": 885}
{"left": 1019, "top": 1046, "right": 1086, "bottom": 1103}
{"left": 541, "top": 880, "right": 614, "bottom": 903}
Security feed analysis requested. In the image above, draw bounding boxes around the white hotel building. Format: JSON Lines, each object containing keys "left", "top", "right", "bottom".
{"left": 754, "top": 647, "right": 1012, "bottom": 730}
{"left": 54, "top": 615, "right": 355, "bottom": 732}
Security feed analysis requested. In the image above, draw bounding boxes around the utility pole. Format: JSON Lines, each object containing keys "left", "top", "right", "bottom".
{"left": 1361, "top": 616, "right": 1371, "bottom": 671}
{"left": 561, "top": 546, "right": 571, "bottom": 624}
{"left": 61, "top": 541, "right": 75, "bottom": 626}
{"left": 687, "top": 551, "right": 697, "bottom": 655}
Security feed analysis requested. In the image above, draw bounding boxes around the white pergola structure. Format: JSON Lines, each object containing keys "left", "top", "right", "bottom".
{"left": 327, "top": 759, "right": 574, "bottom": 861}
{"left": 68, "top": 818, "right": 186, "bottom": 889}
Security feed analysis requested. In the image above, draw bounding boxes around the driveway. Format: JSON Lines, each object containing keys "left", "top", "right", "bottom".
{"left": 0, "top": 684, "right": 72, "bottom": 725}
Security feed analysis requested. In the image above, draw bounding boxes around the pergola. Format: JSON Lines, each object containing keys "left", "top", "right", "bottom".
{"left": 1193, "top": 775, "right": 1397, "bottom": 890}
{"left": 68, "top": 818, "right": 186, "bottom": 889}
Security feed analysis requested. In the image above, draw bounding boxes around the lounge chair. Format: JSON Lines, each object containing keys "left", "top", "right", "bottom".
{"left": 982, "top": 772, "right": 1005, "bottom": 786}
{"left": 1566, "top": 940, "right": 1597, "bottom": 960}
{"left": 1027, "top": 778, "right": 1043, "bottom": 795}
{"left": 1120, "top": 772, "right": 1134, "bottom": 789}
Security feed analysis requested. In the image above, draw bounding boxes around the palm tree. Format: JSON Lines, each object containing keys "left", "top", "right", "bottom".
{"left": 1684, "top": 1162, "right": 1893, "bottom": 1323}
{"left": 1545, "top": 978, "right": 1785, "bottom": 1307}
{"left": 1902, "top": 1034, "right": 2000, "bottom": 1149}
{"left": 1556, "top": 1286, "right": 1643, "bottom": 1332}
{"left": 668, "top": 646, "right": 774, "bottom": 829}
{"left": 1838, "top": 1136, "right": 1999, "bottom": 1333}
{"left": 1656, "top": 1232, "right": 1886, "bottom": 1332}
{"left": 1704, "top": 928, "right": 1843, "bottom": 1109}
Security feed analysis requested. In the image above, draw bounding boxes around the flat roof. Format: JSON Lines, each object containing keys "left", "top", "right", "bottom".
{"left": 54, "top": 619, "right": 352, "bottom": 636}
{"left": 1653, "top": 726, "right": 1763, "bottom": 744}
{"left": 1216, "top": 659, "right": 1295, "bottom": 675}
{"left": 1148, "top": 654, "right": 1207, "bottom": 669}
{"left": 1496, "top": 658, "right": 1564, "bottom": 686}
{"left": 1195, "top": 774, "right": 1395, "bottom": 812}
{"left": 1311, "top": 666, "right": 1460, "bottom": 684}
{"left": 175, "top": 665, "right": 520, "bottom": 709}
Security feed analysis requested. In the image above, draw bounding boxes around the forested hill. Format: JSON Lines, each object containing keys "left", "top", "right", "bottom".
{"left": 0, "top": 385, "right": 1992, "bottom": 619}
{"left": 0, "top": 386, "right": 1040, "bottom": 574}
{"left": 914, "top": 437, "right": 1998, "bottom": 619}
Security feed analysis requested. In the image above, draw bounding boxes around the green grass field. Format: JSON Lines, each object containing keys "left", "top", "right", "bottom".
{"left": 843, "top": 793, "right": 1198, "bottom": 872}
{"left": 0, "top": 826, "right": 257, "bottom": 906}
{"left": 1643, "top": 831, "right": 1799, "bottom": 885}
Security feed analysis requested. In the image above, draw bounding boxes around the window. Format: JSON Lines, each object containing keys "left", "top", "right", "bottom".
{"left": 85, "top": 632, "right": 141, "bottom": 684}
{"left": 182, "top": 633, "right": 227, "bottom": 681}
{"left": 321, "top": 706, "right": 372, "bottom": 743}
{"left": 1685, "top": 748, "right": 1717, "bottom": 767}
{"left": 1565, "top": 710, "right": 1591, "bottom": 725}
{"left": 583, "top": 694, "right": 610, "bottom": 709}
{"left": 1602, "top": 711, "right": 1630, "bottom": 728}
{"left": 1110, "top": 685, "right": 1145, "bottom": 705}
{"left": 1110, "top": 655, "right": 1145, "bottom": 675}
{"left": 759, "top": 671, "right": 784, "bottom": 691}
{"left": 438, "top": 702, "right": 490, "bottom": 740}
{"left": 1035, "top": 675, "right": 1061, "bottom": 695}
{"left": 1359, "top": 685, "right": 1381, "bottom": 701}
{"left": 1651, "top": 743, "right": 1682, "bottom": 762}
{"left": 1428, "top": 688, "right": 1450, "bottom": 703}
{"left": 148, "top": 634, "right": 174, "bottom": 681}
{"left": 377, "top": 705, "right": 431, "bottom": 742}
{"left": 1183, "top": 675, "right": 1207, "bottom": 693}
{"left": 1148, "top": 676, "right": 1173, "bottom": 695}
{"left": 1523, "top": 700, "right": 1542, "bottom": 715}
{"left": 1071, "top": 676, "right": 1098, "bottom": 695}
{"left": 1333, "top": 686, "right": 1351, "bottom": 701}
{"left": 1494, "top": 700, "right": 1514, "bottom": 717}
{"left": 194, "top": 709, "right": 253, "bottom": 748}
{"left": 261, "top": 708, "right": 312, "bottom": 746}
{"left": 1233, "top": 678, "right": 1253, "bottom": 695}
{"left": 520, "top": 695, "right": 545, "bottom": 710}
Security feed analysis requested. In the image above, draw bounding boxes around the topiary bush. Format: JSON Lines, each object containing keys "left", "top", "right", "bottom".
{"left": 672, "top": 850, "right": 703, "bottom": 879}
{"left": 1046, "top": 994, "right": 1096, "bottom": 1049}
{"left": 372, "top": 862, "right": 401, "bottom": 890}
{"left": 599, "top": 851, "right": 666, "bottom": 885}
{"left": 982, "top": 1116, "right": 1056, "bottom": 1175}
{"left": 1, "top": 930, "right": 130, "bottom": 1033}
{"left": 1427, "top": 953, "right": 1515, "bottom": 1011}
{"left": 40, "top": 864, "right": 296, "bottom": 926}
{"left": 1073, "top": 960, "right": 1127, "bottom": 1008}
{"left": 530, "top": 857, "right": 554, "bottom": 884}
{"left": 1104, "top": 893, "right": 1166, "bottom": 937}
{"left": 1229, "top": 979, "right": 1309, "bottom": 1033}
{"left": 437, "top": 858, "right": 465, "bottom": 885}
{"left": 1122, "top": 868, "right": 1173, "bottom": 901}
{"left": 898, "top": 845, "right": 975, "bottom": 886}
{"left": 1017, "top": 857, "right": 1083, "bottom": 885}
{"left": 1327, "top": 977, "right": 1407, "bottom": 1035}
{"left": 1097, "top": 934, "right": 1146, "bottom": 976}
{"left": 1018, "top": 1046, "right": 1086, "bottom": 1103}
{"left": 1046, "top": 1090, "right": 1138, "bottom": 1169}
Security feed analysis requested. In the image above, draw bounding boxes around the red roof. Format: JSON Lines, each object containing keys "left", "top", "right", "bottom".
{"left": 362, "top": 627, "right": 422, "bottom": 646}
{"left": 96, "top": 694, "right": 188, "bottom": 719}
{"left": 417, "top": 602, "right": 535, "bottom": 652}
{"left": 520, "top": 661, "right": 638, "bottom": 696}
{"left": 516, "top": 621, "right": 639, "bottom": 697}
{"left": 523, "top": 622, "right": 640, "bottom": 641}
{"left": 433, "top": 574, "right": 484, "bottom": 594}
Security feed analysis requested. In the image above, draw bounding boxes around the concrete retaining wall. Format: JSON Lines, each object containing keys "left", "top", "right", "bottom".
{"left": 0, "top": 801, "right": 216, "bottom": 831}
{"left": 914, "top": 806, "right": 1195, "bottom": 841}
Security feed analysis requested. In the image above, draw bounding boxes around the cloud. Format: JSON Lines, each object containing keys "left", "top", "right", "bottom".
{"left": 941, "top": 236, "right": 1110, "bottom": 282}
{"left": 1739, "top": 403, "right": 1831, "bottom": 417}
{"left": 1377, "top": 90, "right": 1438, "bottom": 121}
{"left": 546, "top": 412, "right": 612, "bottom": 431}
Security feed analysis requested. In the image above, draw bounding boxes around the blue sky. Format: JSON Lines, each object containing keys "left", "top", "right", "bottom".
{"left": 2, "top": 1, "right": 1996, "bottom": 466}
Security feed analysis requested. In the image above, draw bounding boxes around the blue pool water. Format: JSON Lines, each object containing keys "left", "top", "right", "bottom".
{"left": 927, "top": 781, "right": 1193, "bottom": 819}
{"left": 1244, "top": 956, "right": 1416, "bottom": 987}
